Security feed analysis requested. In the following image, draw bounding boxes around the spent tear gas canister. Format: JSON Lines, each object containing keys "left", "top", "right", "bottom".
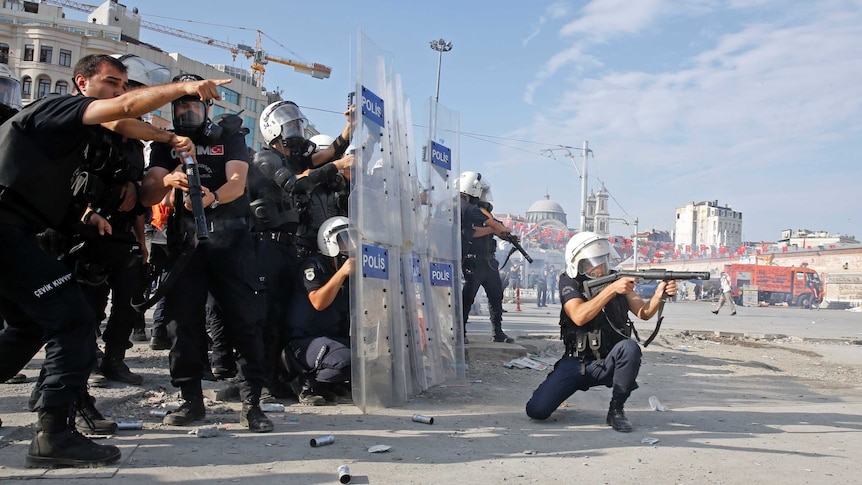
{"left": 310, "top": 434, "right": 335, "bottom": 447}
{"left": 116, "top": 420, "right": 143, "bottom": 430}
{"left": 338, "top": 465, "right": 351, "bottom": 484}
{"left": 412, "top": 414, "right": 434, "bottom": 424}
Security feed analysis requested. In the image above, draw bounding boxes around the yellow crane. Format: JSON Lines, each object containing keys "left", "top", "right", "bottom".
{"left": 42, "top": 0, "right": 331, "bottom": 86}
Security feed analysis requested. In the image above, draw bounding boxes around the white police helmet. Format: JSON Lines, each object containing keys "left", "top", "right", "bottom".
{"left": 317, "top": 216, "right": 352, "bottom": 257}
{"left": 112, "top": 54, "right": 170, "bottom": 88}
{"left": 458, "top": 171, "right": 492, "bottom": 201}
{"left": 564, "top": 231, "right": 619, "bottom": 278}
{"left": 0, "top": 64, "right": 22, "bottom": 111}
{"left": 259, "top": 100, "right": 308, "bottom": 145}
{"left": 309, "top": 134, "right": 335, "bottom": 153}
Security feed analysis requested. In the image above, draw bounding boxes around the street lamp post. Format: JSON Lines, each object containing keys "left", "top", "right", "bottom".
{"left": 429, "top": 38, "right": 453, "bottom": 140}
{"left": 540, "top": 142, "right": 592, "bottom": 232}
{"left": 430, "top": 38, "right": 453, "bottom": 103}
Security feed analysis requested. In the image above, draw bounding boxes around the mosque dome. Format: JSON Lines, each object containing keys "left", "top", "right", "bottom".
{"left": 525, "top": 193, "right": 567, "bottom": 227}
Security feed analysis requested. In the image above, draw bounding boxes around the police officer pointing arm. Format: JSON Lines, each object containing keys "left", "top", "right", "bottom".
{"left": 0, "top": 65, "right": 229, "bottom": 468}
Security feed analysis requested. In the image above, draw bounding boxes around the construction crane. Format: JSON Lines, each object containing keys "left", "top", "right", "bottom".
{"left": 42, "top": 0, "right": 332, "bottom": 86}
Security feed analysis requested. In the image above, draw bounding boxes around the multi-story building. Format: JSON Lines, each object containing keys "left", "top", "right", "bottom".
{"left": 0, "top": 0, "right": 281, "bottom": 151}
{"left": 675, "top": 200, "right": 743, "bottom": 250}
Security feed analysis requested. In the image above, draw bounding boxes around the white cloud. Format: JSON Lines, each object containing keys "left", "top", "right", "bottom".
{"left": 503, "top": 2, "right": 862, "bottom": 239}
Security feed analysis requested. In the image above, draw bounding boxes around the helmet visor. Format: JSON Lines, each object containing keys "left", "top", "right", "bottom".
{"left": 268, "top": 103, "right": 308, "bottom": 140}
{"left": 578, "top": 254, "right": 610, "bottom": 278}
{"left": 0, "top": 77, "right": 22, "bottom": 111}
{"left": 172, "top": 99, "right": 207, "bottom": 133}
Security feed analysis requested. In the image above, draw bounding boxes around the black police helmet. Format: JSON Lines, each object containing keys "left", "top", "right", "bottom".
{"left": 171, "top": 73, "right": 209, "bottom": 138}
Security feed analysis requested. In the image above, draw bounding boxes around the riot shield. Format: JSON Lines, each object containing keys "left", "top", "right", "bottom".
{"left": 422, "top": 98, "right": 466, "bottom": 382}
{"left": 349, "top": 30, "right": 408, "bottom": 412}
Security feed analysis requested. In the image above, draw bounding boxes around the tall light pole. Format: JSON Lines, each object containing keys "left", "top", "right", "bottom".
{"left": 429, "top": 38, "right": 452, "bottom": 141}
{"left": 430, "top": 38, "right": 453, "bottom": 103}
{"left": 541, "top": 141, "right": 592, "bottom": 232}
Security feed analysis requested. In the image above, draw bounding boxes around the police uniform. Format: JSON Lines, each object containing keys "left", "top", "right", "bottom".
{"left": 0, "top": 95, "right": 101, "bottom": 409}
{"left": 285, "top": 254, "right": 350, "bottom": 384}
{"left": 148, "top": 129, "right": 267, "bottom": 404}
{"left": 460, "top": 201, "right": 506, "bottom": 339}
{"left": 248, "top": 147, "right": 347, "bottom": 392}
{"left": 525, "top": 272, "right": 642, "bottom": 420}
{"left": 81, "top": 137, "right": 147, "bottom": 377}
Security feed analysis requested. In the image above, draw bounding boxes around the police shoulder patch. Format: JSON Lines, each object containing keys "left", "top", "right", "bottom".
{"left": 304, "top": 268, "right": 316, "bottom": 281}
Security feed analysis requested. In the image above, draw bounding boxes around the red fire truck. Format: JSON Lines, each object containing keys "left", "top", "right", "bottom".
{"left": 723, "top": 264, "right": 822, "bottom": 308}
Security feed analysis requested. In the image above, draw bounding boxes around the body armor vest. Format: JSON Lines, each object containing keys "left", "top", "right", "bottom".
{"left": 560, "top": 292, "right": 634, "bottom": 374}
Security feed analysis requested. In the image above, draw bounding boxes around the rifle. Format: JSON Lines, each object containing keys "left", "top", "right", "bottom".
{"left": 582, "top": 269, "right": 711, "bottom": 347}
{"left": 478, "top": 207, "right": 533, "bottom": 264}
{"left": 131, "top": 157, "right": 208, "bottom": 311}
{"left": 182, "top": 155, "right": 208, "bottom": 241}
{"left": 582, "top": 269, "right": 710, "bottom": 300}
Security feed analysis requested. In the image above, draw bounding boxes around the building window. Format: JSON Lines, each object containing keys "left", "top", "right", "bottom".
{"left": 37, "top": 77, "right": 51, "bottom": 99}
{"left": 244, "top": 97, "right": 257, "bottom": 112}
{"left": 21, "top": 76, "right": 31, "bottom": 98}
{"left": 0, "top": 43, "right": 8, "bottom": 64}
{"left": 39, "top": 45, "right": 52, "bottom": 63}
{"left": 242, "top": 114, "right": 255, "bottom": 147}
{"left": 217, "top": 87, "right": 239, "bottom": 105}
{"left": 23, "top": 44, "right": 34, "bottom": 61}
{"left": 55, "top": 80, "right": 68, "bottom": 95}
{"left": 211, "top": 105, "right": 225, "bottom": 117}
{"left": 58, "top": 49, "right": 72, "bottom": 67}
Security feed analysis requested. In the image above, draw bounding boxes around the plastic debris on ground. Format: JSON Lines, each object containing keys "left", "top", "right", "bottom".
{"left": 190, "top": 424, "right": 220, "bottom": 438}
{"left": 368, "top": 444, "right": 391, "bottom": 453}
{"left": 648, "top": 396, "right": 670, "bottom": 412}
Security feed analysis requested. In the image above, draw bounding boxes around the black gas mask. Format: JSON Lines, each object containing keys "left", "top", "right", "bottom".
{"left": 172, "top": 97, "right": 211, "bottom": 140}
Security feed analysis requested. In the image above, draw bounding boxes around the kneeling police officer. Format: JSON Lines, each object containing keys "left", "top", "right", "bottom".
{"left": 525, "top": 232, "right": 676, "bottom": 432}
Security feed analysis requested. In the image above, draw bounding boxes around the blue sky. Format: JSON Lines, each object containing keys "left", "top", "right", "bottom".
{"left": 70, "top": 0, "right": 861, "bottom": 242}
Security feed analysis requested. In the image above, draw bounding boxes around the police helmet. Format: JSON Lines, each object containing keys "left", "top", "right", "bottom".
{"left": 171, "top": 74, "right": 209, "bottom": 137}
{"left": 458, "top": 171, "right": 492, "bottom": 201}
{"left": 0, "top": 64, "right": 22, "bottom": 112}
{"left": 259, "top": 100, "right": 309, "bottom": 146}
{"left": 112, "top": 54, "right": 170, "bottom": 88}
{"left": 317, "top": 216, "right": 353, "bottom": 257}
{"left": 309, "top": 134, "right": 335, "bottom": 153}
{"left": 564, "top": 231, "right": 620, "bottom": 279}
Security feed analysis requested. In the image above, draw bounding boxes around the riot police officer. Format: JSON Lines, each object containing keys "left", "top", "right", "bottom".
{"left": 525, "top": 232, "right": 676, "bottom": 432}
{"left": 141, "top": 74, "right": 273, "bottom": 433}
{"left": 248, "top": 101, "right": 353, "bottom": 396}
{"left": 459, "top": 171, "right": 515, "bottom": 344}
{"left": 283, "top": 216, "right": 354, "bottom": 404}
{"left": 0, "top": 63, "right": 227, "bottom": 467}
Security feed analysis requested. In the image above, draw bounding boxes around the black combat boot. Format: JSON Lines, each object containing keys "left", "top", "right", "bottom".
{"left": 240, "top": 398, "right": 274, "bottom": 433}
{"left": 75, "top": 392, "right": 118, "bottom": 436}
{"left": 491, "top": 324, "right": 515, "bottom": 344}
{"left": 100, "top": 346, "right": 143, "bottom": 385}
{"left": 606, "top": 398, "right": 633, "bottom": 433}
{"left": 26, "top": 405, "right": 121, "bottom": 468}
{"left": 149, "top": 334, "right": 171, "bottom": 351}
{"left": 163, "top": 382, "right": 206, "bottom": 426}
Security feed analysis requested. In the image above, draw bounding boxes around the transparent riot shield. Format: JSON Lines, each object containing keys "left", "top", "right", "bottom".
{"left": 422, "top": 98, "right": 466, "bottom": 382}
{"left": 349, "top": 30, "right": 408, "bottom": 412}
{"left": 393, "top": 86, "right": 447, "bottom": 392}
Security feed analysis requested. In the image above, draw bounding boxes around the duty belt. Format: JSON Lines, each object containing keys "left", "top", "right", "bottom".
{"left": 260, "top": 230, "right": 297, "bottom": 245}
{"left": 206, "top": 217, "right": 249, "bottom": 233}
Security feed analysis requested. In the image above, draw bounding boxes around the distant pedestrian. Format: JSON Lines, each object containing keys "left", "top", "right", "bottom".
{"left": 712, "top": 272, "right": 737, "bottom": 315}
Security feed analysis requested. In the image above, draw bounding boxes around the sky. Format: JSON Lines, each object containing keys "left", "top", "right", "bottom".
{"left": 64, "top": 0, "right": 862, "bottom": 242}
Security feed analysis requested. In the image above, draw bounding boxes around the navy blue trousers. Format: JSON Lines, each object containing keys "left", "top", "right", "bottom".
{"left": 526, "top": 339, "right": 642, "bottom": 420}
